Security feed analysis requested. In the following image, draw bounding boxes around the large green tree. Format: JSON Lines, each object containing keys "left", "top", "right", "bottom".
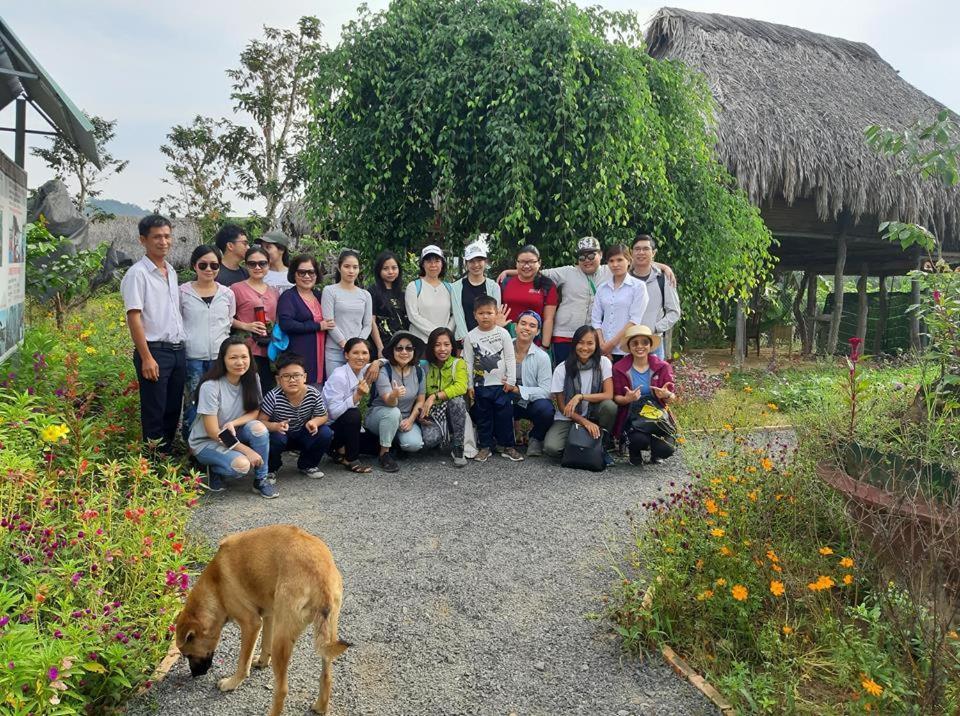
{"left": 305, "top": 0, "right": 773, "bottom": 322}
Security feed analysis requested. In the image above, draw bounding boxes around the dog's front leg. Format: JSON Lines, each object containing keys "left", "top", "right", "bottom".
{"left": 254, "top": 615, "right": 273, "bottom": 668}
{"left": 218, "top": 616, "right": 262, "bottom": 692}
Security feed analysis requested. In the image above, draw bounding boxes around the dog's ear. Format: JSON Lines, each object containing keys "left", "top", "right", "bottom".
{"left": 183, "top": 629, "right": 195, "bottom": 644}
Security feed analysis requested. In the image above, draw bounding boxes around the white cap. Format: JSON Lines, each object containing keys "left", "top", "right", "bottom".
{"left": 420, "top": 244, "right": 444, "bottom": 260}
{"left": 464, "top": 243, "right": 487, "bottom": 260}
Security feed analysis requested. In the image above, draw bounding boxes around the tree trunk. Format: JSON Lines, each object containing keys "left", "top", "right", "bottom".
{"left": 856, "top": 265, "right": 869, "bottom": 345}
{"left": 734, "top": 300, "right": 746, "bottom": 370}
{"left": 826, "top": 233, "right": 848, "bottom": 355}
{"left": 910, "top": 274, "right": 922, "bottom": 351}
{"left": 874, "top": 274, "right": 888, "bottom": 355}
{"left": 804, "top": 271, "right": 818, "bottom": 357}
{"left": 793, "top": 270, "right": 809, "bottom": 353}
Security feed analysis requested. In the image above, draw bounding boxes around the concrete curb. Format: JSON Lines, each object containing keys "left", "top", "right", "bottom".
{"left": 135, "top": 641, "right": 180, "bottom": 697}
{"left": 660, "top": 645, "right": 735, "bottom": 715}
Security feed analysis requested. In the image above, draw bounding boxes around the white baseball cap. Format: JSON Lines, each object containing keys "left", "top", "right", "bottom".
{"left": 464, "top": 242, "right": 487, "bottom": 260}
{"left": 420, "top": 244, "right": 444, "bottom": 260}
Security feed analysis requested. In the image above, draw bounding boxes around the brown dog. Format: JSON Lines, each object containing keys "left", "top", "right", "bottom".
{"left": 175, "top": 524, "right": 350, "bottom": 715}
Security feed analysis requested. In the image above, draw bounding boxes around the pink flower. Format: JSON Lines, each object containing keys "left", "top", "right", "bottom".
{"left": 933, "top": 289, "right": 941, "bottom": 303}
{"left": 848, "top": 337, "right": 863, "bottom": 362}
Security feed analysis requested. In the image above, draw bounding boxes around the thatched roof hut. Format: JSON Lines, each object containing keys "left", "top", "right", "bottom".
{"left": 645, "top": 8, "right": 960, "bottom": 274}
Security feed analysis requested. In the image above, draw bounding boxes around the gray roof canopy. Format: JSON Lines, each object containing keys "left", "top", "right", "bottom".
{"left": 645, "top": 7, "right": 959, "bottom": 248}
{"left": 0, "top": 17, "right": 101, "bottom": 168}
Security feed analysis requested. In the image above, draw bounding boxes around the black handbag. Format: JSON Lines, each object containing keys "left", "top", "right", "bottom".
{"left": 628, "top": 396, "right": 674, "bottom": 436}
{"left": 561, "top": 423, "right": 606, "bottom": 472}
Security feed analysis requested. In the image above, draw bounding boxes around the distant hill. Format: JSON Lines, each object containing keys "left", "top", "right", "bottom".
{"left": 87, "top": 199, "right": 150, "bottom": 217}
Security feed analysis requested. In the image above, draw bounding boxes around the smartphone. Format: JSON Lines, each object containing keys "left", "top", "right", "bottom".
{"left": 218, "top": 428, "right": 239, "bottom": 448}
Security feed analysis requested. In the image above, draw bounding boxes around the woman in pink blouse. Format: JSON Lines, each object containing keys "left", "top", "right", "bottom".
{"left": 231, "top": 245, "right": 280, "bottom": 391}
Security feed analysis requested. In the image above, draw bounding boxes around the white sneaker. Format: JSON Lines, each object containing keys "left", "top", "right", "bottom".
{"left": 300, "top": 466, "right": 325, "bottom": 479}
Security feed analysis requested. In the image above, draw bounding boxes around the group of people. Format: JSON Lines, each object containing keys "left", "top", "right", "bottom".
{"left": 120, "top": 215, "right": 682, "bottom": 499}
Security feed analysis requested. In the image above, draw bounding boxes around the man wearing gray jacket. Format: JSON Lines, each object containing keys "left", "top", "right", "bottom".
{"left": 630, "top": 234, "right": 681, "bottom": 359}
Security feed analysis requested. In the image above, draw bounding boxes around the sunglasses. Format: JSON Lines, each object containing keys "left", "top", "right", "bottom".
{"left": 296, "top": 269, "right": 317, "bottom": 277}
{"left": 246, "top": 260, "right": 269, "bottom": 269}
{"left": 578, "top": 252, "right": 598, "bottom": 261}
{"left": 394, "top": 345, "right": 415, "bottom": 352}
{"left": 196, "top": 261, "right": 220, "bottom": 271}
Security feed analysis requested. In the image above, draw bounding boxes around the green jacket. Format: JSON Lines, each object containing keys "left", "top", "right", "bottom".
{"left": 423, "top": 355, "right": 468, "bottom": 400}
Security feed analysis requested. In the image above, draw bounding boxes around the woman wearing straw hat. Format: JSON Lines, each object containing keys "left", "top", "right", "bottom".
{"left": 612, "top": 324, "right": 677, "bottom": 466}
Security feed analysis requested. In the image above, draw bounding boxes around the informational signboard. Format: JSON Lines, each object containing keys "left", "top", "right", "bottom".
{"left": 0, "top": 150, "right": 27, "bottom": 365}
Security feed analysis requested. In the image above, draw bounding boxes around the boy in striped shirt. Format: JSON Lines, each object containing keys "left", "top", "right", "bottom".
{"left": 258, "top": 354, "right": 333, "bottom": 481}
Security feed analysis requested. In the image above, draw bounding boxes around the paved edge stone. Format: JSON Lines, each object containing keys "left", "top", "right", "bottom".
{"left": 661, "top": 646, "right": 735, "bottom": 714}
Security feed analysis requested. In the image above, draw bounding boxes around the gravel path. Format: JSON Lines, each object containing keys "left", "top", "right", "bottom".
{"left": 128, "top": 450, "right": 716, "bottom": 716}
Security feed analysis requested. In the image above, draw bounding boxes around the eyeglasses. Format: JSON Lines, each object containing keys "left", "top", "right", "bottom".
{"left": 278, "top": 373, "right": 306, "bottom": 381}
{"left": 196, "top": 262, "right": 220, "bottom": 271}
{"left": 246, "top": 260, "right": 269, "bottom": 269}
{"left": 633, "top": 246, "right": 653, "bottom": 253}
{"left": 230, "top": 239, "right": 249, "bottom": 247}
{"left": 517, "top": 259, "right": 539, "bottom": 266}
{"left": 394, "top": 345, "right": 415, "bottom": 352}
{"left": 295, "top": 269, "right": 317, "bottom": 277}
{"left": 578, "top": 252, "right": 598, "bottom": 261}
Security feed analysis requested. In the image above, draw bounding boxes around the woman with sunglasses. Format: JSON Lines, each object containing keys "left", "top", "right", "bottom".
{"left": 231, "top": 246, "right": 280, "bottom": 391}
{"left": 179, "top": 244, "right": 236, "bottom": 440}
{"left": 277, "top": 255, "right": 336, "bottom": 384}
{"left": 364, "top": 331, "right": 427, "bottom": 473}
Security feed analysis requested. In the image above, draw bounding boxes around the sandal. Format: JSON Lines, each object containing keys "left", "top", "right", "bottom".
{"left": 345, "top": 460, "right": 372, "bottom": 474}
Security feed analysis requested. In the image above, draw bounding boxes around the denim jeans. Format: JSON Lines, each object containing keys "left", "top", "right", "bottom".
{"left": 365, "top": 405, "right": 424, "bottom": 452}
{"left": 471, "top": 384, "right": 515, "bottom": 449}
{"left": 195, "top": 421, "right": 269, "bottom": 481}
{"left": 268, "top": 425, "right": 333, "bottom": 472}
{"left": 182, "top": 358, "right": 214, "bottom": 441}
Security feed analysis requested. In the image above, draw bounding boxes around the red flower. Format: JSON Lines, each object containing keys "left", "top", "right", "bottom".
{"left": 848, "top": 336, "right": 863, "bottom": 362}
{"left": 171, "top": 542, "right": 183, "bottom": 554}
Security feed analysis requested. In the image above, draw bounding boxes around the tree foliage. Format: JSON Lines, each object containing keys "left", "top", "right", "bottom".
{"left": 304, "top": 0, "right": 773, "bottom": 323}
{"left": 156, "top": 115, "right": 233, "bottom": 225}
{"left": 218, "top": 16, "right": 326, "bottom": 227}
{"left": 30, "top": 115, "right": 128, "bottom": 216}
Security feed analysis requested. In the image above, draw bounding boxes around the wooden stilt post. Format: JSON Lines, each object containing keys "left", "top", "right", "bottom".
{"left": 856, "top": 264, "right": 869, "bottom": 345}
{"left": 735, "top": 300, "right": 746, "bottom": 370}
{"left": 874, "top": 274, "right": 888, "bottom": 355}
{"left": 826, "top": 233, "right": 848, "bottom": 355}
{"left": 792, "top": 270, "right": 809, "bottom": 355}
{"left": 910, "top": 274, "right": 922, "bottom": 351}
{"left": 804, "top": 271, "right": 817, "bottom": 356}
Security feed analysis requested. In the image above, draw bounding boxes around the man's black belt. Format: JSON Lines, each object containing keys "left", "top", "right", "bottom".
{"left": 146, "top": 341, "right": 185, "bottom": 351}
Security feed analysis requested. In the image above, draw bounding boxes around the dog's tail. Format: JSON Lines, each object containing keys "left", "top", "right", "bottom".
{"left": 313, "top": 607, "right": 351, "bottom": 660}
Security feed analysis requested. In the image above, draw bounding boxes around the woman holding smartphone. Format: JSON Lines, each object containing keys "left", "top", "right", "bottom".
{"left": 188, "top": 336, "right": 275, "bottom": 498}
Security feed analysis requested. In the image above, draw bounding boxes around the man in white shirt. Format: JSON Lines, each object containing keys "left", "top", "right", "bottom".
{"left": 120, "top": 214, "right": 187, "bottom": 455}
{"left": 630, "top": 234, "right": 681, "bottom": 359}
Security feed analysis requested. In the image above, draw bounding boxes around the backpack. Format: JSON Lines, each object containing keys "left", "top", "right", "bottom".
{"left": 414, "top": 278, "right": 453, "bottom": 297}
{"left": 368, "top": 361, "right": 425, "bottom": 403}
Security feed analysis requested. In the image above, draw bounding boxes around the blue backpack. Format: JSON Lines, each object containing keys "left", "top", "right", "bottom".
{"left": 414, "top": 278, "right": 453, "bottom": 296}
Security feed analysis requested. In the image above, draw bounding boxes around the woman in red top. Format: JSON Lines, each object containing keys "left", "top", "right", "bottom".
{"left": 499, "top": 245, "right": 558, "bottom": 349}
{"left": 231, "top": 246, "right": 280, "bottom": 391}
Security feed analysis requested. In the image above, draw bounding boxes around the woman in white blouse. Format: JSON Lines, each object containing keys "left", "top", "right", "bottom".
{"left": 404, "top": 244, "right": 456, "bottom": 342}
{"left": 591, "top": 244, "right": 649, "bottom": 361}
{"left": 321, "top": 338, "right": 381, "bottom": 473}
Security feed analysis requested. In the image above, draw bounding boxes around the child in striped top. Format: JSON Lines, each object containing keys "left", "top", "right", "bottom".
{"left": 258, "top": 354, "right": 333, "bottom": 481}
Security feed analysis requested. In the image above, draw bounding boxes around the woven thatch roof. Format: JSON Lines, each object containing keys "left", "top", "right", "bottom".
{"left": 645, "top": 8, "right": 960, "bottom": 248}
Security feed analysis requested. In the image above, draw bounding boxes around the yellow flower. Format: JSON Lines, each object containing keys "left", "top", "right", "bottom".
{"left": 695, "top": 559, "right": 704, "bottom": 571}
{"left": 723, "top": 423, "right": 733, "bottom": 431}
{"left": 745, "top": 466, "right": 757, "bottom": 473}
{"left": 761, "top": 457, "right": 774, "bottom": 472}
{"left": 710, "top": 528, "right": 725, "bottom": 538}
{"left": 743, "top": 386, "right": 753, "bottom": 393}
{"left": 782, "top": 625, "right": 794, "bottom": 635}
{"left": 731, "top": 584, "right": 748, "bottom": 601}
{"left": 85, "top": 346, "right": 97, "bottom": 355}
{"left": 40, "top": 424, "right": 70, "bottom": 443}
{"left": 717, "top": 451, "right": 728, "bottom": 458}
{"left": 714, "top": 578, "right": 727, "bottom": 587}
{"left": 843, "top": 574, "right": 854, "bottom": 586}
{"left": 718, "top": 510, "right": 729, "bottom": 518}
{"left": 807, "top": 575, "right": 836, "bottom": 592}
{"left": 770, "top": 580, "right": 785, "bottom": 597}
{"left": 767, "top": 402, "right": 778, "bottom": 410}
{"left": 818, "top": 547, "right": 834, "bottom": 556}
{"left": 747, "top": 490, "right": 758, "bottom": 502}
{"left": 676, "top": 437, "right": 686, "bottom": 445}
{"left": 704, "top": 499, "right": 718, "bottom": 514}
{"left": 719, "top": 546, "right": 733, "bottom": 557}
{"left": 766, "top": 549, "right": 779, "bottom": 563}
{"left": 948, "top": 630, "right": 958, "bottom": 640}
{"left": 839, "top": 557, "right": 854, "bottom": 568}
{"left": 771, "top": 564, "right": 783, "bottom": 573}
{"left": 696, "top": 589, "right": 714, "bottom": 601}
{"left": 861, "top": 676, "right": 883, "bottom": 697}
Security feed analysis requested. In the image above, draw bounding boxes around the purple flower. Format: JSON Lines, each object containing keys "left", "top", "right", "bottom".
{"left": 0, "top": 616, "right": 8, "bottom": 627}
{"left": 48, "top": 666, "right": 59, "bottom": 681}
{"left": 71, "top": 573, "right": 82, "bottom": 585}
{"left": 53, "top": 629, "right": 63, "bottom": 639}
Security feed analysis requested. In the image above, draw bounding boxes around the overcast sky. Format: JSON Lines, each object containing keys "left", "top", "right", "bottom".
{"left": 4, "top": 1, "right": 958, "bottom": 215}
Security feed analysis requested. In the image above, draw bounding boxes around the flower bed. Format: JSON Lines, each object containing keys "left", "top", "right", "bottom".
{"left": 609, "top": 427, "right": 960, "bottom": 712}
{"left": 0, "top": 296, "right": 204, "bottom": 714}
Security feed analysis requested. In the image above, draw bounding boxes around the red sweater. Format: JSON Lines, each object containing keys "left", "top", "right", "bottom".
{"left": 612, "top": 354, "right": 675, "bottom": 436}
